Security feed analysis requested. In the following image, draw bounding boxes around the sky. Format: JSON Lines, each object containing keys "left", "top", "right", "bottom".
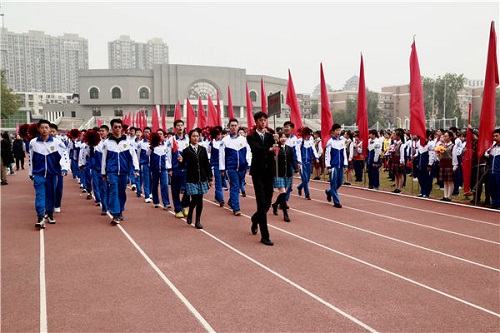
{"left": 2, "top": 1, "right": 499, "bottom": 93}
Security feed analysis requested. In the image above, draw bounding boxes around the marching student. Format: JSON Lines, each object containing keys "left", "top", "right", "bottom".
{"left": 352, "top": 131, "right": 364, "bottom": 182}
{"left": 178, "top": 128, "right": 213, "bottom": 229}
{"left": 49, "top": 123, "right": 65, "bottom": 213}
{"left": 29, "top": 119, "right": 70, "bottom": 228}
{"left": 312, "top": 130, "right": 324, "bottom": 180}
{"left": 415, "top": 130, "right": 435, "bottom": 198}
{"left": 219, "top": 118, "right": 251, "bottom": 216}
{"left": 324, "top": 123, "right": 348, "bottom": 208}
{"left": 272, "top": 131, "right": 299, "bottom": 222}
{"left": 296, "top": 127, "right": 318, "bottom": 200}
{"left": 128, "top": 127, "right": 141, "bottom": 194}
{"left": 366, "top": 129, "right": 382, "bottom": 190}
{"left": 149, "top": 129, "right": 171, "bottom": 209}
{"left": 343, "top": 130, "right": 354, "bottom": 185}
{"left": 94, "top": 125, "right": 110, "bottom": 215}
{"left": 167, "top": 119, "right": 190, "bottom": 218}
{"left": 101, "top": 119, "right": 140, "bottom": 225}
{"left": 207, "top": 126, "right": 225, "bottom": 206}
{"left": 283, "top": 121, "right": 301, "bottom": 201}
{"left": 137, "top": 127, "right": 152, "bottom": 202}
{"left": 436, "top": 130, "right": 458, "bottom": 202}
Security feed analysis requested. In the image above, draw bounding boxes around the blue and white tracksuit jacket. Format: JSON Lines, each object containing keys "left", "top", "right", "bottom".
{"left": 208, "top": 139, "right": 224, "bottom": 203}
{"left": 486, "top": 143, "right": 500, "bottom": 208}
{"left": 297, "top": 137, "right": 319, "bottom": 197}
{"left": 101, "top": 136, "right": 139, "bottom": 176}
{"left": 167, "top": 134, "right": 190, "bottom": 212}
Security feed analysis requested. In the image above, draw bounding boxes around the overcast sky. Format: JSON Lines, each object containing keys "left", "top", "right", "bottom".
{"left": 2, "top": 1, "right": 499, "bottom": 93}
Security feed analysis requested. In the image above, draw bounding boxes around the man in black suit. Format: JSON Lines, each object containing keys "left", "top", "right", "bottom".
{"left": 247, "top": 111, "right": 279, "bottom": 246}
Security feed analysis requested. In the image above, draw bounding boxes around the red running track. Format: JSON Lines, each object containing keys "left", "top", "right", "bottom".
{"left": 2, "top": 169, "right": 499, "bottom": 332}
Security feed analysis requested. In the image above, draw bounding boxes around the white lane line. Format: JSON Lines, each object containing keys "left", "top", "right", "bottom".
{"left": 109, "top": 215, "right": 215, "bottom": 333}
{"left": 39, "top": 228, "right": 48, "bottom": 333}
{"left": 200, "top": 229, "right": 379, "bottom": 333}
{"left": 307, "top": 181, "right": 499, "bottom": 226}
{"left": 287, "top": 205, "right": 499, "bottom": 272}
{"left": 246, "top": 183, "right": 499, "bottom": 244}
{"left": 203, "top": 199, "right": 500, "bottom": 318}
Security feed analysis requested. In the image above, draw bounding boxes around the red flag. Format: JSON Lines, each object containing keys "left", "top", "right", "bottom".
{"left": 227, "top": 86, "right": 235, "bottom": 119}
{"left": 161, "top": 105, "right": 166, "bottom": 131}
{"left": 97, "top": 118, "right": 102, "bottom": 127}
{"left": 186, "top": 99, "right": 196, "bottom": 132}
{"left": 463, "top": 104, "right": 473, "bottom": 193}
{"left": 246, "top": 83, "right": 255, "bottom": 128}
{"left": 409, "top": 40, "right": 427, "bottom": 146}
{"left": 174, "top": 101, "right": 181, "bottom": 121}
{"left": 478, "top": 21, "right": 499, "bottom": 158}
{"left": 320, "top": 63, "right": 334, "bottom": 149}
{"left": 216, "top": 90, "right": 222, "bottom": 126}
{"left": 286, "top": 69, "right": 303, "bottom": 134}
{"left": 207, "top": 95, "right": 218, "bottom": 127}
{"left": 261, "top": 77, "right": 267, "bottom": 114}
{"left": 356, "top": 54, "right": 369, "bottom": 156}
{"left": 197, "top": 96, "right": 207, "bottom": 128}
{"left": 151, "top": 106, "right": 159, "bottom": 132}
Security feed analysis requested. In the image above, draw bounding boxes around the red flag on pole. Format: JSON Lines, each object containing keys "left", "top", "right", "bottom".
{"left": 161, "top": 105, "right": 166, "bottom": 131}
{"left": 207, "top": 95, "right": 218, "bottom": 127}
{"left": 197, "top": 96, "right": 207, "bottom": 129}
{"left": 286, "top": 69, "right": 303, "bottom": 134}
{"left": 186, "top": 98, "right": 196, "bottom": 132}
{"left": 261, "top": 77, "right": 267, "bottom": 114}
{"left": 246, "top": 83, "right": 255, "bottom": 128}
{"left": 463, "top": 104, "right": 473, "bottom": 193}
{"left": 151, "top": 106, "right": 159, "bottom": 132}
{"left": 97, "top": 118, "right": 102, "bottom": 127}
{"left": 320, "top": 63, "right": 334, "bottom": 150}
{"left": 216, "top": 90, "right": 222, "bottom": 126}
{"left": 409, "top": 39, "right": 427, "bottom": 146}
{"left": 478, "top": 21, "right": 499, "bottom": 158}
{"left": 356, "top": 54, "right": 369, "bottom": 156}
{"left": 174, "top": 101, "right": 181, "bottom": 121}
{"left": 227, "top": 86, "right": 235, "bottom": 119}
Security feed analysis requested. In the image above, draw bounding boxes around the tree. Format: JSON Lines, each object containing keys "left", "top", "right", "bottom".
{"left": 422, "top": 73, "right": 466, "bottom": 125}
{"left": 1, "top": 71, "right": 20, "bottom": 119}
{"left": 310, "top": 99, "right": 318, "bottom": 117}
{"left": 332, "top": 89, "right": 383, "bottom": 127}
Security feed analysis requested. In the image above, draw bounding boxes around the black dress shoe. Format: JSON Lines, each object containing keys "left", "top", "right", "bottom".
{"left": 186, "top": 217, "right": 192, "bottom": 225}
{"left": 325, "top": 189, "right": 331, "bottom": 202}
{"left": 272, "top": 202, "right": 278, "bottom": 215}
{"left": 334, "top": 204, "right": 342, "bottom": 208}
{"left": 260, "top": 239, "right": 274, "bottom": 246}
{"left": 297, "top": 186, "right": 302, "bottom": 196}
{"left": 283, "top": 212, "right": 290, "bottom": 222}
{"left": 251, "top": 224, "right": 258, "bottom": 235}
{"left": 195, "top": 221, "right": 203, "bottom": 229}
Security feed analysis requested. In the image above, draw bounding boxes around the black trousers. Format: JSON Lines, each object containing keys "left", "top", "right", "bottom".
{"left": 251, "top": 174, "right": 274, "bottom": 240}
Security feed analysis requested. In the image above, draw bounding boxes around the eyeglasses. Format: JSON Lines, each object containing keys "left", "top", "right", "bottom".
{"left": 113, "top": 126, "right": 122, "bottom": 129}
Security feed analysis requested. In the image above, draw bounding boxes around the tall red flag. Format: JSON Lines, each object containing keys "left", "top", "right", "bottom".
{"left": 174, "top": 101, "right": 181, "bottom": 121}
{"left": 207, "top": 95, "right": 218, "bottom": 127}
{"left": 186, "top": 99, "right": 196, "bottom": 132}
{"left": 463, "top": 104, "right": 473, "bottom": 193}
{"left": 320, "top": 63, "right": 334, "bottom": 149}
{"left": 261, "top": 77, "right": 267, "bottom": 114}
{"left": 246, "top": 83, "right": 255, "bottom": 128}
{"left": 409, "top": 40, "right": 427, "bottom": 146}
{"left": 356, "top": 54, "right": 369, "bottom": 156}
{"left": 478, "top": 21, "right": 499, "bottom": 158}
{"left": 96, "top": 118, "right": 102, "bottom": 127}
{"left": 227, "top": 86, "right": 235, "bottom": 119}
{"left": 197, "top": 96, "right": 207, "bottom": 128}
{"left": 216, "top": 90, "right": 222, "bottom": 126}
{"left": 161, "top": 105, "right": 167, "bottom": 131}
{"left": 151, "top": 106, "right": 159, "bottom": 132}
{"left": 286, "top": 69, "right": 303, "bottom": 134}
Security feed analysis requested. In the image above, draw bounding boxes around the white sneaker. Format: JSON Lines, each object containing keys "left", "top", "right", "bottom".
{"left": 54, "top": 207, "right": 61, "bottom": 213}
{"left": 145, "top": 198, "right": 151, "bottom": 203}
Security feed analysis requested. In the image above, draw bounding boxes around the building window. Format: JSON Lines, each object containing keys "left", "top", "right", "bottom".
{"left": 92, "top": 107, "right": 101, "bottom": 117}
{"left": 71, "top": 111, "right": 76, "bottom": 118}
{"left": 114, "top": 108, "right": 123, "bottom": 116}
{"left": 250, "top": 91, "right": 257, "bottom": 103}
{"left": 112, "top": 87, "right": 122, "bottom": 99}
{"left": 90, "top": 87, "right": 99, "bottom": 99}
{"left": 187, "top": 80, "right": 218, "bottom": 100}
{"left": 139, "top": 87, "right": 149, "bottom": 99}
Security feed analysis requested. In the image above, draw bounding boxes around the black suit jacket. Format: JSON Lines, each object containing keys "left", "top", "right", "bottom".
{"left": 180, "top": 145, "right": 212, "bottom": 183}
{"left": 247, "top": 130, "right": 275, "bottom": 177}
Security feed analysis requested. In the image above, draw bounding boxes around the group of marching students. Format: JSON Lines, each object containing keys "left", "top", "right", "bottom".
{"left": 21, "top": 115, "right": 500, "bottom": 234}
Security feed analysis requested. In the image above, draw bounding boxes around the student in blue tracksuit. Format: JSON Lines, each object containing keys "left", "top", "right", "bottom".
{"left": 207, "top": 126, "right": 224, "bottom": 207}
{"left": 149, "top": 129, "right": 171, "bottom": 209}
{"left": 94, "top": 125, "right": 110, "bottom": 215}
{"left": 29, "top": 119, "right": 70, "bottom": 229}
{"left": 219, "top": 118, "right": 251, "bottom": 216}
{"left": 283, "top": 121, "right": 301, "bottom": 202}
{"left": 49, "top": 123, "right": 65, "bottom": 213}
{"left": 101, "top": 119, "right": 140, "bottom": 225}
{"left": 167, "top": 119, "right": 190, "bottom": 218}
{"left": 325, "top": 123, "right": 348, "bottom": 208}
{"left": 296, "top": 127, "right": 318, "bottom": 200}
{"left": 137, "top": 127, "right": 152, "bottom": 202}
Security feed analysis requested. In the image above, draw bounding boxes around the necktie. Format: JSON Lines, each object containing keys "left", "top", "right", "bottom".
{"left": 260, "top": 133, "right": 265, "bottom": 144}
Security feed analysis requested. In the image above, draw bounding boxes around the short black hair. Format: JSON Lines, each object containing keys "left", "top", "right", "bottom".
{"left": 228, "top": 118, "right": 239, "bottom": 126}
{"left": 38, "top": 119, "right": 51, "bottom": 128}
{"left": 331, "top": 123, "right": 341, "bottom": 131}
{"left": 100, "top": 125, "right": 109, "bottom": 131}
{"left": 110, "top": 118, "right": 122, "bottom": 127}
{"left": 173, "top": 119, "right": 184, "bottom": 127}
{"left": 493, "top": 128, "right": 500, "bottom": 135}
{"left": 49, "top": 123, "right": 58, "bottom": 130}
{"left": 143, "top": 126, "right": 152, "bottom": 132}
{"left": 253, "top": 111, "right": 267, "bottom": 121}
{"left": 283, "top": 121, "right": 295, "bottom": 128}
